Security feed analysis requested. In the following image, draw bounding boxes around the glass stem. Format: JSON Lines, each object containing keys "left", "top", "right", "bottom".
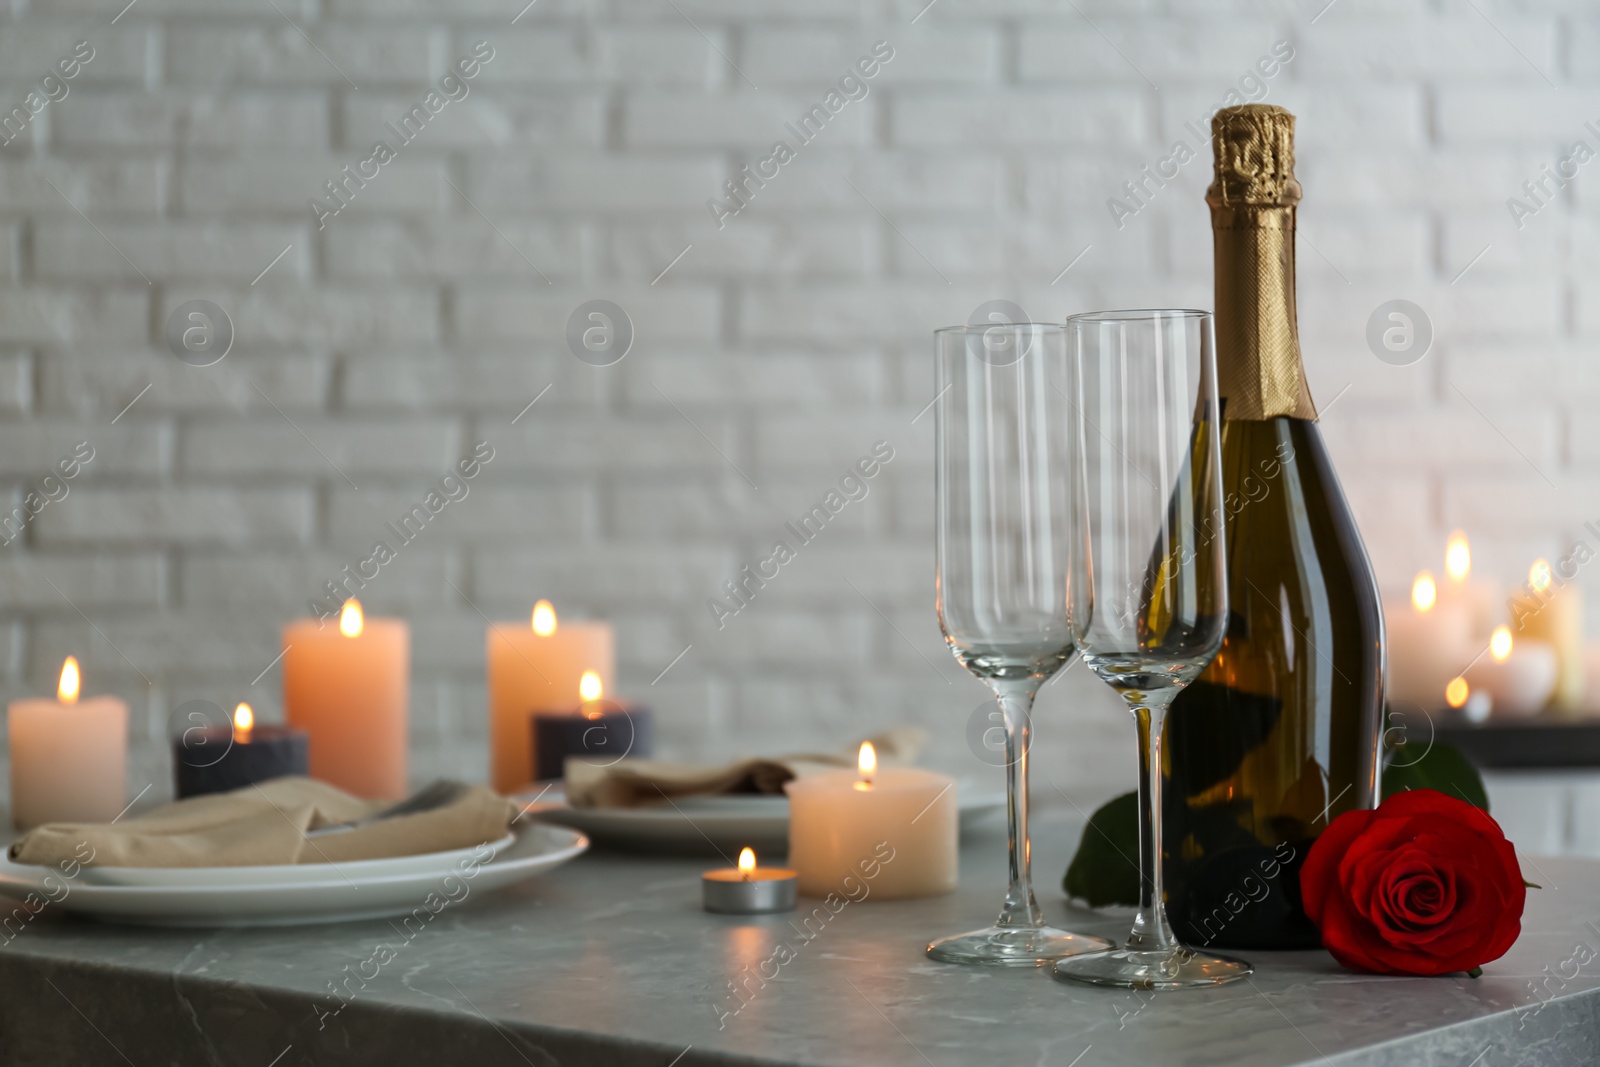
{"left": 992, "top": 680, "right": 1044, "bottom": 930}
{"left": 1126, "top": 693, "right": 1181, "bottom": 954}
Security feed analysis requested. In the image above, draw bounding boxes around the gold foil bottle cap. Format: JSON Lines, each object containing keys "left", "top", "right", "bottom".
{"left": 1206, "top": 103, "right": 1317, "bottom": 421}
{"left": 1207, "top": 104, "right": 1302, "bottom": 208}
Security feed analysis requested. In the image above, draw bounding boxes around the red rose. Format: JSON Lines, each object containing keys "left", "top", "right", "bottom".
{"left": 1300, "top": 788, "right": 1525, "bottom": 976}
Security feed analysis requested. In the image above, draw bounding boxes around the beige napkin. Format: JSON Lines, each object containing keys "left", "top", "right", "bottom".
{"left": 564, "top": 727, "right": 928, "bottom": 809}
{"left": 10, "top": 777, "right": 517, "bottom": 869}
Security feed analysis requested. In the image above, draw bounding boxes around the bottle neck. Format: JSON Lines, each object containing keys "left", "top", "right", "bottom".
{"left": 1210, "top": 204, "right": 1317, "bottom": 422}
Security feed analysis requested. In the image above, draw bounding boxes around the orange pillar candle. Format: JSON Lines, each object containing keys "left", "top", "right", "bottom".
{"left": 282, "top": 599, "right": 409, "bottom": 799}
{"left": 487, "top": 600, "right": 614, "bottom": 793}
{"left": 9, "top": 657, "right": 128, "bottom": 829}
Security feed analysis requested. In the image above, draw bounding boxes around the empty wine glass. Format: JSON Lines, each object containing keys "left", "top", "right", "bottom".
{"left": 927, "top": 322, "right": 1113, "bottom": 967}
{"left": 1051, "top": 309, "right": 1252, "bottom": 990}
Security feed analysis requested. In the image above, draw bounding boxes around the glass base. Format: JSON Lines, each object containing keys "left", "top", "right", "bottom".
{"left": 1050, "top": 947, "right": 1252, "bottom": 990}
{"left": 926, "top": 925, "right": 1114, "bottom": 967}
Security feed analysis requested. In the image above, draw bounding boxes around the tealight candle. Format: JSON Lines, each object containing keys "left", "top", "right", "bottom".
{"left": 487, "top": 600, "right": 615, "bottom": 792}
{"left": 1517, "top": 559, "right": 1584, "bottom": 716}
{"left": 283, "top": 599, "right": 409, "bottom": 799}
{"left": 174, "top": 702, "right": 310, "bottom": 799}
{"left": 8, "top": 657, "right": 128, "bottom": 829}
{"left": 785, "top": 742, "right": 957, "bottom": 901}
{"left": 703, "top": 847, "right": 798, "bottom": 914}
{"left": 531, "top": 672, "right": 654, "bottom": 781}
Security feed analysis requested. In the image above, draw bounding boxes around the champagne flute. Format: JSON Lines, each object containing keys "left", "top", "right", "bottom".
{"left": 1052, "top": 309, "right": 1252, "bottom": 989}
{"left": 927, "top": 322, "right": 1113, "bottom": 967}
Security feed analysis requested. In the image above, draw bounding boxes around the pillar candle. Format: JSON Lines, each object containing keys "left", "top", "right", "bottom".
{"left": 9, "top": 657, "right": 127, "bottom": 830}
{"left": 487, "top": 600, "right": 614, "bottom": 793}
{"left": 1385, "top": 571, "right": 1474, "bottom": 710}
{"left": 174, "top": 703, "right": 310, "bottom": 799}
{"left": 1464, "top": 631, "right": 1557, "bottom": 719}
{"left": 785, "top": 743, "right": 957, "bottom": 901}
{"left": 282, "top": 599, "right": 409, "bottom": 799}
{"left": 1516, "top": 560, "right": 1584, "bottom": 717}
{"left": 1439, "top": 530, "right": 1500, "bottom": 636}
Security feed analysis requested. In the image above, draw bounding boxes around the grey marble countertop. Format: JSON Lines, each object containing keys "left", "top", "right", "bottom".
{"left": 0, "top": 810, "right": 1595, "bottom": 1067}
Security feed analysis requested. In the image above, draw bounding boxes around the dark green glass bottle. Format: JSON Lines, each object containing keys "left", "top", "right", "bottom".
{"left": 1163, "top": 105, "right": 1385, "bottom": 950}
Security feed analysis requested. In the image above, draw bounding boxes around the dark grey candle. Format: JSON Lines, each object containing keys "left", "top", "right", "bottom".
{"left": 174, "top": 724, "right": 309, "bottom": 799}
{"left": 531, "top": 701, "right": 652, "bottom": 781}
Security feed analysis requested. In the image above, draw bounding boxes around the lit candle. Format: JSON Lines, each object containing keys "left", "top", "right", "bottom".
{"left": 785, "top": 742, "right": 957, "bottom": 901}
{"left": 1385, "top": 571, "right": 1474, "bottom": 709}
{"left": 1516, "top": 559, "right": 1585, "bottom": 716}
{"left": 531, "top": 671, "right": 653, "bottom": 781}
{"left": 282, "top": 599, "right": 409, "bottom": 799}
{"left": 8, "top": 657, "right": 128, "bottom": 829}
{"left": 487, "top": 600, "right": 615, "bottom": 792}
{"left": 1439, "top": 530, "right": 1499, "bottom": 635}
{"left": 1465, "top": 626, "right": 1558, "bottom": 719}
{"left": 702, "top": 846, "right": 798, "bottom": 914}
{"left": 173, "top": 701, "right": 310, "bottom": 799}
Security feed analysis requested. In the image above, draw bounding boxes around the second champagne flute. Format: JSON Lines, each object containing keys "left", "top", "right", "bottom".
{"left": 1052, "top": 309, "right": 1251, "bottom": 990}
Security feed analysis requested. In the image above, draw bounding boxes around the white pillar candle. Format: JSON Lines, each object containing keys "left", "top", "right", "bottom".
{"left": 1385, "top": 571, "right": 1475, "bottom": 710}
{"left": 487, "top": 601, "right": 614, "bottom": 793}
{"left": 1439, "top": 530, "right": 1499, "bottom": 636}
{"left": 1465, "top": 629, "right": 1557, "bottom": 719}
{"left": 785, "top": 743, "right": 957, "bottom": 901}
{"left": 8, "top": 657, "right": 127, "bottom": 830}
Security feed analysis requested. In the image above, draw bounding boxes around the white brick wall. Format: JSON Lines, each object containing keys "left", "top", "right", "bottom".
{"left": 0, "top": 0, "right": 1589, "bottom": 816}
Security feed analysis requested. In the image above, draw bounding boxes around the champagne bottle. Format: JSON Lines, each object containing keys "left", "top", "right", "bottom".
{"left": 1163, "top": 104, "right": 1385, "bottom": 950}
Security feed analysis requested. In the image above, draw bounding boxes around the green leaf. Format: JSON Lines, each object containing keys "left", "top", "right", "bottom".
{"left": 1063, "top": 790, "right": 1142, "bottom": 908}
{"left": 1061, "top": 741, "right": 1493, "bottom": 909}
{"left": 1382, "top": 741, "right": 1490, "bottom": 812}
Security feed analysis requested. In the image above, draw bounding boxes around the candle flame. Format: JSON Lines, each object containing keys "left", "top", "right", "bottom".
{"left": 532, "top": 600, "right": 557, "bottom": 637}
{"left": 579, "top": 670, "right": 603, "bottom": 703}
{"left": 1531, "top": 559, "right": 1554, "bottom": 595}
{"left": 1411, "top": 571, "right": 1437, "bottom": 613}
{"left": 57, "top": 656, "right": 80, "bottom": 705}
{"left": 1445, "top": 531, "right": 1471, "bottom": 583}
{"left": 234, "top": 702, "right": 254, "bottom": 734}
{"left": 340, "top": 598, "right": 364, "bottom": 637}
{"left": 858, "top": 740, "right": 877, "bottom": 779}
{"left": 738, "top": 847, "right": 756, "bottom": 874}
{"left": 1490, "top": 626, "right": 1513, "bottom": 663}
{"left": 1445, "top": 677, "right": 1469, "bottom": 709}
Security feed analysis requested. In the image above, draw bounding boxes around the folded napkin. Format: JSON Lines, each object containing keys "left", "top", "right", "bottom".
{"left": 10, "top": 776, "right": 517, "bottom": 869}
{"left": 564, "top": 727, "right": 928, "bottom": 809}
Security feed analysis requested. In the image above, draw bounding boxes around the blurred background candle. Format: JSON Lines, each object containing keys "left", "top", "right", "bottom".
{"left": 532, "top": 671, "right": 653, "bottom": 781}
{"left": 283, "top": 599, "right": 409, "bottom": 799}
{"left": 1439, "top": 530, "right": 1498, "bottom": 635}
{"left": 785, "top": 742, "right": 957, "bottom": 901}
{"left": 9, "top": 657, "right": 128, "bottom": 829}
{"left": 1386, "top": 571, "right": 1474, "bottom": 709}
{"left": 487, "top": 600, "right": 614, "bottom": 792}
{"left": 1465, "top": 626, "right": 1558, "bottom": 719}
{"left": 1518, "top": 559, "right": 1585, "bottom": 716}
{"left": 174, "top": 702, "right": 310, "bottom": 799}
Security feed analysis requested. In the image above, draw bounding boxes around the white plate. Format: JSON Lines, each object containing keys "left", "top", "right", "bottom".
{"left": 0, "top": 824, "right": 586, "bottom": 927}
{"left": 518, "top": 783, "right": 1004, "bottom": 855}
{"left": 55, "top": 832, "right": 519, "bottom": 889}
